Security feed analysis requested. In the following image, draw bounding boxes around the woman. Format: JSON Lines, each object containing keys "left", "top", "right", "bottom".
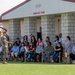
{"left": 54, "top": 36, "right": 59, "bottom": 46}
{"left": 23, "top": 35, "right": 28, "bottom": 45}
{"left": 51, "top": 42, "right": 63, "bottom": 63}
{"left": 43, "top": 42, "right": 54, "bottom": 63}
{"left": 59, "top": 33, "right": 62, "bottom": 43}
{"left": 44, "top": 36, "right": 50, "bottom": 47}
{"left": 37, "top": 38, "right": 43, "bottom": 47}
{"left": 27, "top": 42, "right": 35, "bottom": 61}
{"left": 70, "top": 43, "right": 75, "bottom": 63}
{"left": 31, "top": 36, "right": 36, "bottom": 47}
{"left": 65, "top": 36, "right": 71, "bottom": 63}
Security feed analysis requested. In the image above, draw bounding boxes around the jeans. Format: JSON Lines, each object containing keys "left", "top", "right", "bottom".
{"left": 70, "top": 53, "right": 75, "bottom": 60}
{"left": 0, "top": 51, "right": 2, "bottom": 58}
{"left": 21, "top": 51, "right": 25, "bottom": 61}
{"left": 52, "top": 52, "right": 59, "bottom": 62}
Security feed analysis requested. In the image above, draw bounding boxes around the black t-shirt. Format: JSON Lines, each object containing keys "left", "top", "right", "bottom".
{"left": 55, "top": 46, "right": 63, "bottom": 53}
{"left": 15, "top": 41, "right": 21, "bottom": 46}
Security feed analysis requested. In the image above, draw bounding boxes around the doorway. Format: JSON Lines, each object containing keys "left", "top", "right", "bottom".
{"left": 55, "top": 17, "right": 61, "bottom": 35}
{"left": 36, "top": 17, "right": 42, "bottom": 40}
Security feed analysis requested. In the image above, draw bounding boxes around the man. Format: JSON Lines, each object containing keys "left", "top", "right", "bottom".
{"left": 1, "top": 31, "right": 11, "bottom": 64}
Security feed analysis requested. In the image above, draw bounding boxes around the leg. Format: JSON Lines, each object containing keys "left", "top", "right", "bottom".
{"left": 33, "top": 52, "right": 37, "bottom": 62}
{"left": 43, "top": 53, "right": 47, "bottom": 62}
{"left": 11, "top": 52, "right": 15, "bottom": 61}
{"left": 47, "top": 53, "right": 50, "bottom": 63}
{"left": 14, "top": 53, "right": 18, "bottom": 61}
{"left": 21, "top": 51, "right": 25, "bottom": 62}
{"left": 39, "top": 53, "right": 42, "bottom": 62}
{"left": 52, "top": 53, "right": 59, "bottom": 62}
{"left": 2, "top": 48, "right": 7, "bottom": 64}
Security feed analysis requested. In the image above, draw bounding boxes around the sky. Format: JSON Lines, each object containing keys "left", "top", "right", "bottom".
{"left": 0, "top": 0, "right": 26, "bottom": 15}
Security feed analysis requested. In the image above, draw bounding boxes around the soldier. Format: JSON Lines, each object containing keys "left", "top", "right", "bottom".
{"left": 1, "top": 31, "right": 11, "bottom": 64}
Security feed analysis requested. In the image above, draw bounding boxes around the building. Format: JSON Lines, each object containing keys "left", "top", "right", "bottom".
{"left": 0, "top": 0, "right": 75, "bottom": 44}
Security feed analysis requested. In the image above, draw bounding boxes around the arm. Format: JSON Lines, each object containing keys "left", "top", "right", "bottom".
{"left": 56, "top": 48, "right": 61, "bottom": 51}
{"left": 3, "top": 39, "right": 12, "bottom": 44}
{"left": 65, "top": 42, "right": 70, "bottom": 51}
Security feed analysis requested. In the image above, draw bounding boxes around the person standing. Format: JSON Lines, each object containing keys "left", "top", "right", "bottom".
{"left": 65, "top": 36, "right": 71, "bottom": 63}
{"left": 1, "top": 31, "right": 11, "bottom": 64}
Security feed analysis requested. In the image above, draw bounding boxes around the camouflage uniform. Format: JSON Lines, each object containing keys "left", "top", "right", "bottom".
{"left": 1, "top": 36, "right": 7, "bottom": 61}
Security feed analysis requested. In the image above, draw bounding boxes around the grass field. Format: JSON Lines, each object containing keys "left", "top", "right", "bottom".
{"left": 0, "top": 61, "right": 75, "bottom": 75}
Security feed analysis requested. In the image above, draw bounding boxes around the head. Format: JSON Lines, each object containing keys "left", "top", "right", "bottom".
{"left": 31, "top": 36, "right": 36, "bottom": 41}
{"left": 13, "top": 43, "right": 17, "bottom": 47}
{"left": 38, "top": 38, "right": 42, "bottom": 42}
{"left": 16, "top": 38, "right": 20, "bottom": 41}
{"left": 3, "top": 32, "right": 7, "bottom": 36}
{"left": 46, "top": 36, "right": 50, "bottom": 42}
{"left": 8, "top": 43, "right": 12, "bottom": 47}
{"left": 21, "top": 42, "right": 25, "bottom": 47}
{"left": 23, "top": 35, "right": 28, "bottom": 41}
{"left": 57, "top": 42, "right": 62, "bottom": 47}
{"left": 55, "top": 36, "right": 59, "bottom": 41}
{"left": 66, "top": 36, "right": 71, "bottom": 41}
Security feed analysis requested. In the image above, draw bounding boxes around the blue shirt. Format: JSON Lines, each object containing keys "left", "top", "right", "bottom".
{"left": 20, "top": 47, "right": 25, "bottom": 52}
{"left": 36, "top": 46, "right": 43, "bottom": 53}
{"left": 12, "top": 46, "right": 19, "bottom": 53}
{"left": 65, "top": 41, "right": 71, "bottom": 54}
{"left": 73, "top": 46, "right": 75, "bottom": 52}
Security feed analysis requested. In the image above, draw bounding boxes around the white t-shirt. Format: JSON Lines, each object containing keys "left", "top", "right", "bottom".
{"left": 24, "top": 46, "right": 28, "bottom": 53}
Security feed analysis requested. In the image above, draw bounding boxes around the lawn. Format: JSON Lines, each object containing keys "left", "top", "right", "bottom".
{"left": 0, "top": 61, "right": 75, "bottom": 75}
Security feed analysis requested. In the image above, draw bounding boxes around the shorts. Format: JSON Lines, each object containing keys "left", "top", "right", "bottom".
{"left": 11, "top": 52, "right": 18, "bottom": 57}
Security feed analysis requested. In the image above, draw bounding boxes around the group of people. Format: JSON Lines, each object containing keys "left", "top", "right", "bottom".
{"left": 0, "top": 32, "right": 75, "bottom": 64}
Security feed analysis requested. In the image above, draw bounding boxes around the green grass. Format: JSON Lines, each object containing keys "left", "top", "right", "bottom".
{"left": 0, "top": 61, "right": 75, "bottom": 75}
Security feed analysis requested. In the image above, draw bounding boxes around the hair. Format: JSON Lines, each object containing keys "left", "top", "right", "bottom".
{"left": 47, "top": 42, "right": 52, "bottom": 46}
{"left": 67, "top": 36, "right": 71, "bottom": 41}
{"left": 46, "top": 36, "right": 50, "bottom": 42}
{"left": 16, "top": 38, "right": 20, "bottom": 40}
{"left": 38, "top": 38, "right": 42, "bottom": 41}
{"left": 21, "top": 42, "right": 25, "bottom": 46}
{"left": 31, "top": 36, "right": 36, "bottom": 42}
{"left": 13, "top": 43, "right": 17, "bottom": 46}
{"left": 58, "top": 42, "right": 63, "bottom": 50}
{"left": 23, "top": 35, "right": 28, "bottom": 41}
{"left": 56, "top": 36, "right": 59, "bottom": 41}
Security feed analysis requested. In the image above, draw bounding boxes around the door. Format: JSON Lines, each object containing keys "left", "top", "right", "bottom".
{"left": 36, "top": 18, "right": 42, "bottom": 39}
{"left": 55, "top": 17, "right": 61, "bottom": 35}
